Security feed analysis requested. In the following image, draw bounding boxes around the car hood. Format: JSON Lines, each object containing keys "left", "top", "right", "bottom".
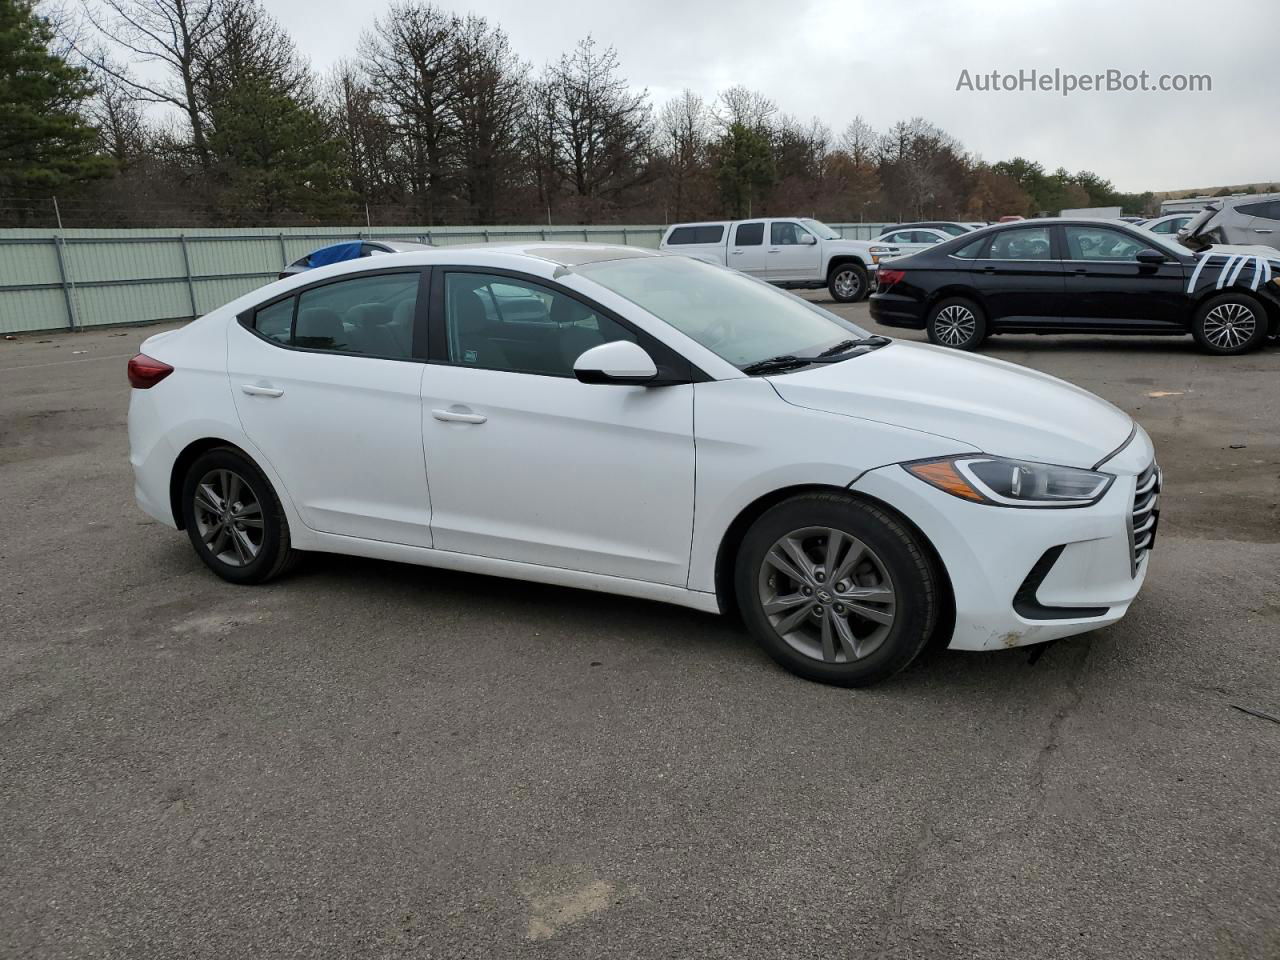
{"left": 767, "top": 341, "right": 1133, "bottom": 469}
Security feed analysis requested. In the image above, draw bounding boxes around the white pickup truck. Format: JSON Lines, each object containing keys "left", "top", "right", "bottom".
{"left": 657, "top": 217, "right": 898, "bottom": 302}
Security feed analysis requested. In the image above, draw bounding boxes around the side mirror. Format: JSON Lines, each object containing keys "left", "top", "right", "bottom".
{"left": 799, "top": 233, "right": 817, "bottom": 245}
{"left": 1136, "top": 248, "right": 1166, "bottom": 265}
{"left": 573, "top": 340, "right": 658, "bottom": 385}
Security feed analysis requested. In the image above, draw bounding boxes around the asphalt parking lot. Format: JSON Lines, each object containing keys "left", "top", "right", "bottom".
{"left": 3, "top": 302, "right": 1279, "bottom": 960}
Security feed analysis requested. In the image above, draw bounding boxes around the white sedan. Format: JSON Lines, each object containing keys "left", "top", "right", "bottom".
{"left": 874, "top": 226, "right": 956, "bottom": 257}
{"left": 128, "top": 244, "right": 1157, "bottom": 687}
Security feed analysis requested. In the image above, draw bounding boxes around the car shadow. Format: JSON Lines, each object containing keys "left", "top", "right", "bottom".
{"left": 281, "top": 550, "right": 1094, "bottom": 697}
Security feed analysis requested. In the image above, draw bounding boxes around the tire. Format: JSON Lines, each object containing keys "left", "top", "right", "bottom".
{"left": 734, "top": 493, "right": 938, "bottom": 687}
{"left": 926, "top": 297, "right": 987, "bottom": 350}
{"left": 828, "top": 262, "right": 869, "bottom": 303}
{"left": 1191, "top": 292, "right": 1269, "bottom": 355}
{"left": 180, "top": 447, "right": 297, "bottom": 584}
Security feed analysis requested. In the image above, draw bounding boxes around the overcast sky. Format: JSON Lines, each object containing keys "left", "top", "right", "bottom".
{"left": 264, "top": 0, "right": 1273, "bottom": 193}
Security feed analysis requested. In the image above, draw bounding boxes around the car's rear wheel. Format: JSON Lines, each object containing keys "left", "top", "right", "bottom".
{"left": 926, "top": 297, "right": 987, "bottom": 350}
{"left": 181, "top": 447, "right": 297, "bottom": 584}
{"left": 1191, "top": 293, "right": 1269, "bottom": 355}
{"left": 734, "top": 493, "right": 938, "bottom": 687}
{"left": 828, "top": 262, "right": 869, "bottom": 303}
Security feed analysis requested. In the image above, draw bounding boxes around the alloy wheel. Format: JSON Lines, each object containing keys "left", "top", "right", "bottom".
{"left": 1202, "top": 302, "right": 1257, "bottom": 350}
{"left": 756, "top": 526, "right": 897, "bottom": 664}
{"left": 192, "top": 468, "right": 264, "bottom": 567}
{"left": 933, "top": 304, "right": 976, "bottom": 346}
{"left": 833, "top": 269, "right": 862, "bottom": 299}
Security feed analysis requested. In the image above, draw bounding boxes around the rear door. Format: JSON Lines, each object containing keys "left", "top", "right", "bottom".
{"left": 1059, "top": 224, "right": 1186, "bottom": 328}
{"left": 765, "top": 220, "right": 822, "bottom": 280}
{"left": 968, "top": 224, "right": 1065, "bottom": 325}
{"left": 227, "top": 268, "right": 433, "bottom": 547}
{"left": 728, "top": 221, "right": 768, "bottom": 276}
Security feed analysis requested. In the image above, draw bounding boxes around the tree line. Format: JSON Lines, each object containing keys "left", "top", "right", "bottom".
{"left": 3, "top": 0, "right": 1169, "bottom": 227}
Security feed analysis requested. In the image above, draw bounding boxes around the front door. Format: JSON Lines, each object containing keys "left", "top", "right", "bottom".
{"left": 227, "top": 268, "right": 433, "bottom": 547}
{"left": 969, "top": 224, "right": 1065, "bottom": 326}
{"left": 764, "top": 221, "right": 822, "bottom": 281}
{"left": 1059, "top": 224, "right": 1186, "bottom": 328}
{"left": 419, "top": 268, "right": 696, "bottom": 586}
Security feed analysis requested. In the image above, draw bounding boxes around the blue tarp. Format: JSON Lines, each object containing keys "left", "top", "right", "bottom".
{"left": 305, "top": 241, "right": 362, "bottom": 267}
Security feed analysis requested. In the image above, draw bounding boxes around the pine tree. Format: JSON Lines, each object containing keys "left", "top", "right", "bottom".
{"left": 0, "top": 0, "right": 111, "bottom": 198}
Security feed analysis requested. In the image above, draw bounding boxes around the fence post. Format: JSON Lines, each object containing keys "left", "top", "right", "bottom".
{"left": 278, "top": 232, "right": 288, "bottom": 269}
{"left": 583, "top": 227, "right": 589, "bottom": 242}
{"left": 622, "top": 228, "right": 628, "bottom": 245}
{"left": 52, "top": 235, "right": 79, "bottom": 331}
{"left": 179, "top": 234, "right": 198, "bottom": 318}
{"left": 483, "top": 229, "right": 489, "bottom": 244}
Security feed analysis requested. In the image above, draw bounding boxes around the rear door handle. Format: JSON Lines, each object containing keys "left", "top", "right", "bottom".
{"left": 241, "top": 384, "right": 284, "bottom": 398}
{"left": 1072, "top": 267, "right": 1087, "bottom": 275}
{"left": 982, "top": 265, "right": 996, "bottom": 274}
{"left": 432, "top": 407, "right": 487, "bottom": 424}
{"left": 1255, "top": 228, "right": 1273, "bottom": 234}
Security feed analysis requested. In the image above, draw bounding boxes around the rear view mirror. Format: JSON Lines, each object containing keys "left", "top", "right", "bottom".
{"left": 1136, "top": 248, "right": 1166, "bottom": 265}
{"left": 574, "top": 340, "right": 658, "bottom": 385}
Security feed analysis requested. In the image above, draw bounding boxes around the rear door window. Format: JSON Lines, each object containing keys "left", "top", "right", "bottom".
{"left": 254, "top": 298, "right": 294, "bottom": 344}
{"left": 734, "top": 222, "right": 764, "bottom": 246}
{"left": 988, "top": 226, "right": 1052, "bottom": 260}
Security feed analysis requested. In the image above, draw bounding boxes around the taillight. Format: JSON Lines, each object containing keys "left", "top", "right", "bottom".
{"left": 128, "top": 353, "right": 174, "bottom": 389}
{"left": 878, "top": 269, "right": 906, "bottom": 288}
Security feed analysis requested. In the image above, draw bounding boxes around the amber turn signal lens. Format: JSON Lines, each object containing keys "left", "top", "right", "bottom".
{"left": 905, "top": 460, "right": 986, "bottom": 502}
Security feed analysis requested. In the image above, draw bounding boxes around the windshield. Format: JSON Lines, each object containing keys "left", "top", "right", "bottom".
{"left": 801, "top": 219, "right": 840, "bottom": 240}
{"left": 575, "top": 255, "right": 870, "bottom": 369}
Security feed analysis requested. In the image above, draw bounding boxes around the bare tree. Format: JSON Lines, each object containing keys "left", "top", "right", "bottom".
{"left": 73, "top": 0, "right": 221, "bottom": 168}
{"left": 449, "top": 14, "right": 527, "bottom": 223}
{"left": 839, "top": 116, "right": 877, "bottom": 166}
{"left": 541, "top": 36, "right": 653, "bottom": 219}
{"left": 324, "top": 60, "right": 397, "bottom": 205}
{"left": 713, "top": 85, "right": 776, "bottom": 133}
{"left": 360, "top": 2, "right": 459, "bottom": 223}
{"left": 656, "top": 89, "right": 710, "bottom": 221}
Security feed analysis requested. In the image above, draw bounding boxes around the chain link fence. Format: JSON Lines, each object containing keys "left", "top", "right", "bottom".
{"left": 0, "top": 222, "right": 893, "bottom": 334}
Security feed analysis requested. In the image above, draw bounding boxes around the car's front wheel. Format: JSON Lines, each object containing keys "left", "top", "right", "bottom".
{"left": 1191, "top": 293, "right": 1269, "bottom": 355}
{"left": 828, "top": 262, "right": 869, "bottom": 303}
{"left": 180, "top": 447, "right": 297, "bottom": 584}
{"left": 926, "top": 297, "right": 987, "bottom": 350}
{"left": 734, "top": 493, "right": 939, "bottom": 687}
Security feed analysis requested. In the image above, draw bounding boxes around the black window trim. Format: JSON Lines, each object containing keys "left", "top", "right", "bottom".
{"left": 236, "top": 266, "right": 432, "bottom": 363}
{"left": 427, "top": 264, "right": 709, "bottom": 386}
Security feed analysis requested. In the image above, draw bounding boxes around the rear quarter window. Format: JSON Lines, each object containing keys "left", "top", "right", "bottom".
{"left": 951, "top": 236, "right": 989, "bottom": 259}
{"left": 666, "top": 225, "right": 725, "bottom": 245}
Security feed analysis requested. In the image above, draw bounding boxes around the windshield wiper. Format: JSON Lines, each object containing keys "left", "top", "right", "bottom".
{"left": 741, "top": 337, "right": 890, "bottom": 375}
{"left": 740, "top": 355, "right": 812, "bottom": 375}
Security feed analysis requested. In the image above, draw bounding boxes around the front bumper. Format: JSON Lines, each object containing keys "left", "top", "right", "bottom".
{"left": 850, "top": 453, "right": 1156, "bottom": 651}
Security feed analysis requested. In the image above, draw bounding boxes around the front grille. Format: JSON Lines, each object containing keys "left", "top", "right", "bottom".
{"left": 1129, "top": 462, "right": 1161, "bottom": 575}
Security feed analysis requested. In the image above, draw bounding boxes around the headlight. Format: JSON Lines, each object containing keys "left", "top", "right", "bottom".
{"left": 904, "top": 455, "right": 1113, "bottom": 507}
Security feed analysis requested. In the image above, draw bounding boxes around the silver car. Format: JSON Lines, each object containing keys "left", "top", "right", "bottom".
{"left": 1177, "top": 194, "right": 1280, "bottom": 253}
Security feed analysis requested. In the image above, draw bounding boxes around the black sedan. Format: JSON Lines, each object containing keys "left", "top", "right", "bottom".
{"left": 869, "top": 218, "right": 1280, "bottom": 355}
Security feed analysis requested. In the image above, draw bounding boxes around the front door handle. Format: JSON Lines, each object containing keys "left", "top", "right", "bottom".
{"left": 1255, "top": 228, "right": 1273, "bottom": 234}
{"left": 982, "top": 265, "right": 996, "bottom": 274}
{"left": 1072, "top": 267, "right": 1087, "bottom": 275}
{"left": 241, "top": 384, "right": 284, "bottom": 398}
{"left": 432, "top": 407, "right": 487, "bottom": 424}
